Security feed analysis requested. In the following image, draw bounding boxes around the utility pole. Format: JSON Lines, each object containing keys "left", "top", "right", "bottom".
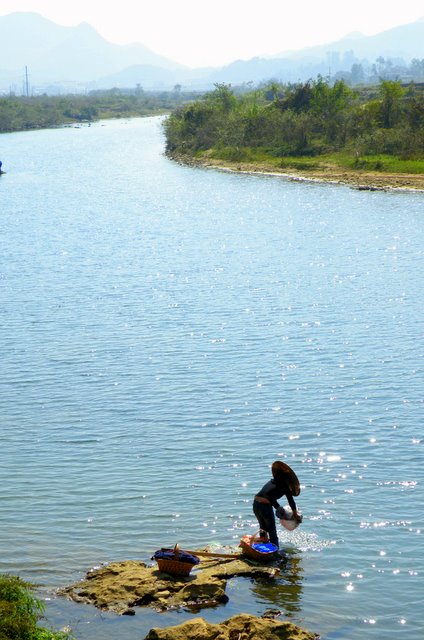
{"left": 24, "top": 66, "right": 29, "bottom": 96}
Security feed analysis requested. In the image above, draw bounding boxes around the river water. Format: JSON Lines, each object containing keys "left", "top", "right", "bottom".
{"left": 0, "top": 116, "right": 423, "bottom": 639}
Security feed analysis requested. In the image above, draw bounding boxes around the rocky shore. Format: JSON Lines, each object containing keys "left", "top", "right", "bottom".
{"left": 145, "top": 613, "right": 318, "bottom": 640}
{"left": 59, "top": 555, "right": 280, "bottom": 615}
{"left": 171, "top": 154, "right": 424, "bottom": 192}
{"left": 59, "top": 551, "right": 319, "bottom": 639}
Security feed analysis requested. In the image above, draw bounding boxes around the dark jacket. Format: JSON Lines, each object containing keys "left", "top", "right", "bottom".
{"left": 256, "top": 478, "right": 297, "bottom": 512}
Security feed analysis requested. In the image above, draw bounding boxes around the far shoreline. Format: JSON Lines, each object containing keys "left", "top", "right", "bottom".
{"left": 169, "top": 153, "right": 424, "bottom": 193}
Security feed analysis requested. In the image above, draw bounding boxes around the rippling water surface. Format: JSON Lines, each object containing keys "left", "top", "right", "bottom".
{"left": 1, "top": 117, "right": 423, "bottom": 639}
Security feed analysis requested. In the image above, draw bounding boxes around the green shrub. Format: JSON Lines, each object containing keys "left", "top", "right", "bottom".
{"left": 0, "top": 575, "right": 72, "bottom": 640}
{"left": 164, "top": 79, "right": 424, "bottom": 170}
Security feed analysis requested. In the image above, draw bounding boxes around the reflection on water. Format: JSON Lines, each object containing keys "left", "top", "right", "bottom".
{"left": 252, "top": 550, "right": 304, "bottom": 618}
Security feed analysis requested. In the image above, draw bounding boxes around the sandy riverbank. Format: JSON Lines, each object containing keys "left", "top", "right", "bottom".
{"left": 172, "top": 154, "right": 424, "bottom": 192}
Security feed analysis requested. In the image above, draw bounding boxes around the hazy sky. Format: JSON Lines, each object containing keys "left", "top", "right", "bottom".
{"left": 1, "top": 0, "right": 423, "bottom": 67}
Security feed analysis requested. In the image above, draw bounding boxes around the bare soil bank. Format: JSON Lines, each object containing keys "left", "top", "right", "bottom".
{"left": 172, "top": 154, "right": 424, "bottom": 192}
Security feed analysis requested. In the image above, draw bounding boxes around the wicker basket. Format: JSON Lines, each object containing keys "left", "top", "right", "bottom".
{"left": 154, "top": 544, "right": 199, "bottom": 577}
{"left": 239, "top": 531, "right": 278, "bottom": 561}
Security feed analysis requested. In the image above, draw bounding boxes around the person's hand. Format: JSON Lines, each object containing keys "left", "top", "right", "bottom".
{"left": 293, "top": 511, "right": 303, "bottom": 523}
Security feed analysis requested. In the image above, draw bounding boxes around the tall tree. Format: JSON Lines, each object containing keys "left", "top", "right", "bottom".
{"left": 378, "top": 80, "right": 404, "bottom": 128}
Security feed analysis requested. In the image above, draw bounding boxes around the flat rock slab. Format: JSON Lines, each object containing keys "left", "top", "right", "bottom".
{"left": 144, "top": 613, "right": 319, "bottom": 640}
{"left": 59, "top": 557, "right": 280, "bottom": 615}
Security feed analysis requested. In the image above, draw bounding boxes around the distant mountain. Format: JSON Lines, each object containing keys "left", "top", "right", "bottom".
{"left": 204, "top": 18, "right": 424, "bottom": 86}
{"left": 1, "top": 11, "right": 424, "bottom": 94}
{"left": 275, "top": 18, "right": 424, "bottom": 61}
{"left": 0, "top": 12, "right": 186, "bottom": 91}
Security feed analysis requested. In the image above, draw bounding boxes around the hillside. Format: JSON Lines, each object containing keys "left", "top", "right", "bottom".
{"left": 0, "top": 12, "right": 185, "bottom": 91}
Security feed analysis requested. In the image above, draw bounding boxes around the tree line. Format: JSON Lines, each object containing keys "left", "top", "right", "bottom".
{"left": 332, "top": 56, "right": 424, "bottom": 86}
{"left": 164, "top": 78, "right": 424, "bottom": 164}
{"left": 0, "top": 89, "right": 199, "bottom": 133}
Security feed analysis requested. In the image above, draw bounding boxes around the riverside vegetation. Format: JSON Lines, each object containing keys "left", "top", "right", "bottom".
{"left": 0, "top": 89, "right": 199, "bottom": 133}
{"left": 0, "top": 574, "right": 72, "bottom": 640}
{"left": 164, "top": 79, "right": 424, "bottom": 188}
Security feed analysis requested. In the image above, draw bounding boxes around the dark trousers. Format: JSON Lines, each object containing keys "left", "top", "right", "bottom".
{"left": 252, "top": 500, "right": 279, "bottom": 548}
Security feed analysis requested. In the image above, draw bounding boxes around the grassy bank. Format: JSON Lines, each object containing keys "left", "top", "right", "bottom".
{"left": 204, "top": 147, "right": 424, "bottom": 175}
{"left": 176, "top": 148, "right": 424, "bottom": 191}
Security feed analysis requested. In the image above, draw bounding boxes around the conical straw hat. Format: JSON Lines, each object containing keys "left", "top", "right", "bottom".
{"left": 272, "top": 460, "right": 301, "bottom": 496}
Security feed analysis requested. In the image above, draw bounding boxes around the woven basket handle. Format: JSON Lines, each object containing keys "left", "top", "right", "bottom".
{"left": 250, "top": 530, "right": 263, "bottom": 544}
{"left": 173, "top": 543, "right": 180, "bottom": 559}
